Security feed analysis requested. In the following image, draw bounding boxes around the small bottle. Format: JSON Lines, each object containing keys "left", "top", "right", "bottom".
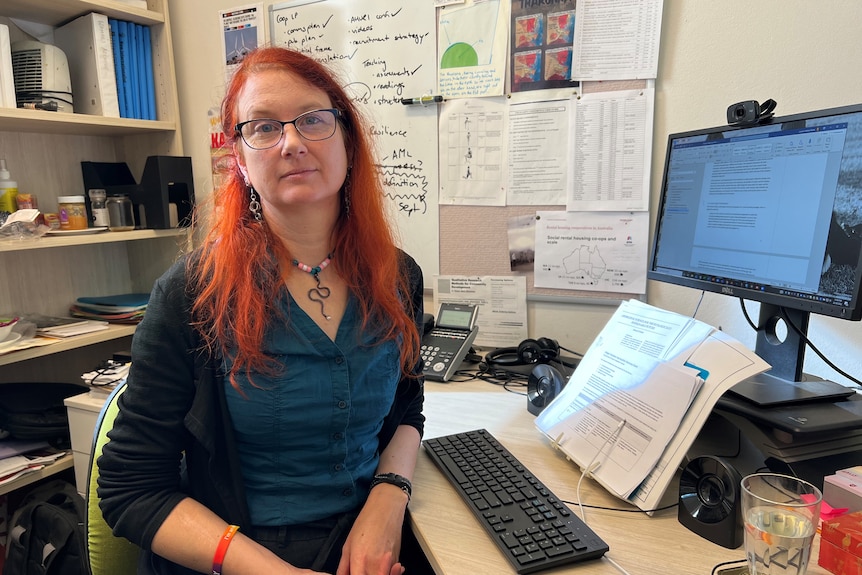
{"left": 88, "top": 189, "right": 110, "bottom": 227}
{"left": 0, "top": 159, "right": 18, "bottom": 214}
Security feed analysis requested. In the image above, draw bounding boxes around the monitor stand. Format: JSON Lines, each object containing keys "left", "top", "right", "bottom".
{"left": 710, "top": 303, "right": 862, "bottom": 486}
{"left": 734, "top": 303, "right": 856, "bottom": 407}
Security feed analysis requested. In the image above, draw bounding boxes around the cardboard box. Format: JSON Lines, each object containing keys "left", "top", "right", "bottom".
{"left": 821, "top": 511, "right": 862, "bottom": 575}
{"left": 826, "top": 474, "right": 862, "bottom": 512}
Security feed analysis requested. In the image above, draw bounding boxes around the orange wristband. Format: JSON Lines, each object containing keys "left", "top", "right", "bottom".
{"left": 212, "top": 524, "right": 239, "bottom": 575}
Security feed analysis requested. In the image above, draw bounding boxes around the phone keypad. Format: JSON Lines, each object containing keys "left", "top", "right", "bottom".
{"left": 422, "top": 329, "right": 468, "bottom": 375}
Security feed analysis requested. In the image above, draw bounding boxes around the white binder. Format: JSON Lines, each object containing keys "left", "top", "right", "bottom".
{"left": 54, "top": 12, "right": 120, "bottom": 117}
{"left": 0, "top": 24, "right": 15, "bottom": 108}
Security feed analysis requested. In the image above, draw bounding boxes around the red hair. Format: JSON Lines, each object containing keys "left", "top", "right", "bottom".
{"left": 191, "top": 47, "right": 420, "bottom": 389}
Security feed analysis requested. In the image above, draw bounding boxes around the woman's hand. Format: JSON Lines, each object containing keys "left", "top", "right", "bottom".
{"left": 335, "top": 484, "right": 409, "bottom": 575}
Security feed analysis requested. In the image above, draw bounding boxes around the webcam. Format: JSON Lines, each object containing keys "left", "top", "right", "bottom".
{"left": 727, "top": 99, "right": 776, "bottom": 126}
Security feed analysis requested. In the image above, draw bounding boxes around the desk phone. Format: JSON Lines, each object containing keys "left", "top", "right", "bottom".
{"left": 421, "top": 302, "right": 478, "bottom": 382}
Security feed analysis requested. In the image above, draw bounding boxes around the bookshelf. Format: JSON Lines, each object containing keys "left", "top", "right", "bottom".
{"left": 0, "top": 0, "right": 185, "bottom": 386}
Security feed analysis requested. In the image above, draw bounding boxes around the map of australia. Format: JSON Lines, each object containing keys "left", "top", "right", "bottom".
{"left": 563, "top": 245, "right": 607, "bottom": 282}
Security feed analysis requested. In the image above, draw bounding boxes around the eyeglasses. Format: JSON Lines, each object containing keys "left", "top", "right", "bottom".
{"left": 235, "top": 108, "right": 341, "bottom": 149}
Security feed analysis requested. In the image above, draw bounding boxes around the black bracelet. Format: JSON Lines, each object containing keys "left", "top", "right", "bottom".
{"left": 370, "top": 472, "right": 412, "bottom": 502}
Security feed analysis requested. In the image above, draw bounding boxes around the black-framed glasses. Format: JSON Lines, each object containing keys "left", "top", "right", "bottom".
{"left": 235, "top": 108, "right": 341, "bottom": 149}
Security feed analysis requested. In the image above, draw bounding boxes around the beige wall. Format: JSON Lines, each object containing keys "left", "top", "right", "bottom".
{"left": 170, "top": 0, "right": 862, "bottom": 386}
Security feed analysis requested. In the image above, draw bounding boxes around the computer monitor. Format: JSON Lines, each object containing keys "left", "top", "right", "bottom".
{"left": 649, "top": 103, "right": 862, "bottom": 406}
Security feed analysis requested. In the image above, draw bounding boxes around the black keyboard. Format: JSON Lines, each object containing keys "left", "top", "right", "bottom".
{"left": 423, "top": 429, "right": 609, "bottom": 574}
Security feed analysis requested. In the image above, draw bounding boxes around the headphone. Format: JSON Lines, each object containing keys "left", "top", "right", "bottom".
{"left": 484, "top": 337, "right": 562, "bottom": 368}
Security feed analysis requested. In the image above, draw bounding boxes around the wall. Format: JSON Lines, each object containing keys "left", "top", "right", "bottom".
{"left": 169, "top": 0, "right": 862, "bottom": 386}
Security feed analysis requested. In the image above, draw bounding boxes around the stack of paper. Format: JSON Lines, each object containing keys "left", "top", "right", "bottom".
{"left": 70, "top": 292, "right": 149, "bottom": 323}
{"left": 535, "top": 299, "right": 770, "bottom": 513}
{"left": 0, "top": 442, "right": 67, "bottom": 487}
{"left": 23, "top": 314, "right": 110, "bottom": 338}
{"left": 38, "top": 320, "right": 110, "bottom": 338}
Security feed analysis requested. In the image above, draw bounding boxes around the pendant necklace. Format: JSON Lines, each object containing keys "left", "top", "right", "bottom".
{"left": 292, "top": 253, "right": 333, "bottom": 320}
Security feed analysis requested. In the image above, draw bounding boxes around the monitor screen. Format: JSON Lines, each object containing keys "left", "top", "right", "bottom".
{"left": 650, "top": 104, "right": 862, "bottom": 322}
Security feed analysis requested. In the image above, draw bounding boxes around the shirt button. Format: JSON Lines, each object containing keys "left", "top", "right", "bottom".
{"left": 343, "top": 488, "right": 353, "bottom": 497}
{"left": 335, "top": 356, "right": 344, "bottom": 364}
{"left": 333, "top": 432, "right": 343, "bottom": 440}
{"left": 337, "top": 400, "right": 347, "bottom": 409}
{"left": 334, "top": 463, "right": 344, "bottom": 472}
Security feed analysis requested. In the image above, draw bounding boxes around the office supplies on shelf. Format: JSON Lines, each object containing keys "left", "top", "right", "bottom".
{"left": 38, "top": 320, "right": 109, "bottom": 338}
{"left": 54, "top": 12, "right": 120, "bottom": 118}
{"left": 401, "top": 95, "right": 444, "bottom": 105}
{"left": 141, "top": 24, "right": 156, "bottom": 120}
{"left": 423, "top": 428, "right": 609, "bottom": 574}
{"left": 107, "top": 18, "right": 126, "bottom": 118}
{"left": 71, "top": 292, "right": 149, "bottom": 323}
{"left": 25, "top": 314, "right": 88, "bottom": 330}
{"left": 535, "top": 299, "right": 769, "bottom": 513}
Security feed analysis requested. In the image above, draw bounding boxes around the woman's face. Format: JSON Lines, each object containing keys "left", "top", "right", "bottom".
{"left": 235, "top": 68, "right": 348, "bottom": 215}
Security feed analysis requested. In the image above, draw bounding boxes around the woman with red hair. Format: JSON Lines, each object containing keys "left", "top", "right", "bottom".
{"left": 98, "top": 46, "right": 427, "bottom": 575}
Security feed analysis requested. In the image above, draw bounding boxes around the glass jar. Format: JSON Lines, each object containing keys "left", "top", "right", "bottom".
{"left": 106, "top": 195, "right": 135, "bottom": 231}
{"left": 88, "top": 188, "right": 109, "bottom": 227}
{"left": 57, "top": 195, "right": 87, "bottom": 230}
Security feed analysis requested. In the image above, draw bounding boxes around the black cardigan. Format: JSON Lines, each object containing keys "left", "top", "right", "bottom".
{"left": 97, "top": 250, "right": 425, "bottom": 575}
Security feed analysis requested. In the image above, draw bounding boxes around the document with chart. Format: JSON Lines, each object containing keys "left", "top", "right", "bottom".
{"left": 535, "top": 299, "right": 769, "bottom": 512}
{"left": 533, "top": 210, "right": 650, "bottom": 294}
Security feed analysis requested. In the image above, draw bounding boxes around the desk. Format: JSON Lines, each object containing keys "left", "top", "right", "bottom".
{"left": 410, "top": 378, "right": 828, "bottom": 575}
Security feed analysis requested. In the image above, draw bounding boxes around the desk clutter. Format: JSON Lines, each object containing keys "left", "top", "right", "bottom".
{"left": 0, "top": 294, "right": 147, "bottom": 357}
{"left": 80, "top": 357, "right": 130, "bottom": 396}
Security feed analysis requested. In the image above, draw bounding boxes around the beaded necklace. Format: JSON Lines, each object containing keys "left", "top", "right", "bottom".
{"left": 292, "top": 253, "right": 333, "bottom": 320}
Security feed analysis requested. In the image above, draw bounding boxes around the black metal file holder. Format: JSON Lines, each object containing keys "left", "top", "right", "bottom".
{"left": 81, "top": 156, "right": 195, "bottom": 229}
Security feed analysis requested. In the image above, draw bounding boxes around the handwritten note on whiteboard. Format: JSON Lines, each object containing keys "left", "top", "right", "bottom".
{"left": 270, "top": 1, "right": 440, "bottom": 285}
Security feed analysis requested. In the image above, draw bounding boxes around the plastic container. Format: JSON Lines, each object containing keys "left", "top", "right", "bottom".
{"left": 16, "top": 193, "right": 36, "bottom": 210}
{"left": 106, "top": 195, "right": 135, "bottom": 231}
{"left": 88, "top": 189, "right": 109, "bottom": 227}
{"left": 0, "top": 159, "right": 18, "bottom": 214}
{"left": 58, "top": 195, "right": 88, "bottom": 230}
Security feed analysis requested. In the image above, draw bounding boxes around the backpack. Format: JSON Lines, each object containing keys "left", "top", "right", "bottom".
{"left": 3, "top": 479, "right": 88, "bottom": 575}
{"left": 0, "top": 383, "right": 88, "bottom": 448}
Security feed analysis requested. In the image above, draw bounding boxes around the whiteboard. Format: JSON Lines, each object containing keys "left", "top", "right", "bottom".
{"left": 270, "top": 0, "right": 439, "bottom": 286}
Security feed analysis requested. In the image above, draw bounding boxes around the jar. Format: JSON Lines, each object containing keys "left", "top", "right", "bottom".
{"left": 106, "top": 195, "right": 135, "bottom": 231}
{"left": 57, "top": 195, "right": 87, "bottom": 230}
{"left": 16, "top": 193, "right": 36, "bottom": 210}
{"left": 43, "top": 213, "right": 61, "bottom": 230}
{"left": 88, "top": 188, "right": 109, "bottom": 227}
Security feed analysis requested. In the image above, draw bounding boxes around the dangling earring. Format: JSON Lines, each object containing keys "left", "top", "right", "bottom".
{"left": 343, "top": 167, "right": 352, "bottom": 218}
{"left": 248, "top": 184, "right": 262, "bottom": 222}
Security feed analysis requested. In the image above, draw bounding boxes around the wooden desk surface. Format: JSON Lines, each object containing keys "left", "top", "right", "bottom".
{"left": 410, "top": 378, "right": 827, "bottom": 575}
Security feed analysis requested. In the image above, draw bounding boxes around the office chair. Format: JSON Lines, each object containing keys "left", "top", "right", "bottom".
{"left": 86, "top": 381, "right": 140, "bottom": 575}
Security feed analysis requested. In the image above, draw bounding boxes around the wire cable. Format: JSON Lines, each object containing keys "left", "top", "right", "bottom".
{"left": 739, "top": 298, "right": 862, "bottom": 387}
{"left": 570, "top": 419, "right": 632, "bottom": 575}
{"left": 711, "top": 559, "right": 747, "bottom": 575}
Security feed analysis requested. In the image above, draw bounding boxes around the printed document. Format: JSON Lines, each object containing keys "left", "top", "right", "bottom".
{"left": 433, "top": 275, "right": 528, "bottom": 348}
{"left": 535, "top": 299, "right": 769, "bottom": 511}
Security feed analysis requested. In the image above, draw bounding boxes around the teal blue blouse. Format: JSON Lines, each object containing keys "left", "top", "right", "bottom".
{"left": 224, "top": 291, "right": 400, "bottom": 525}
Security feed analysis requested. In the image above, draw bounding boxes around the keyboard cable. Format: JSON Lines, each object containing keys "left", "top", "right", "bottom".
{"left": 573, "top": 419, "right": 632, "bottom": 575}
